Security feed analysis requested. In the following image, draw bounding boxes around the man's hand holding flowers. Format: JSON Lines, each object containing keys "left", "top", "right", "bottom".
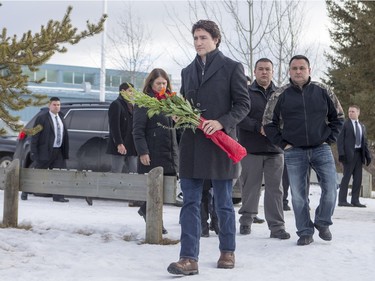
{"left": 201, "top": 119, "right": 224, "bottom": 135}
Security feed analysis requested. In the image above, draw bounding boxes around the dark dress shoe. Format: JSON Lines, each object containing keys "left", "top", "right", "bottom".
{"left": 297, "top": 235, "right": 314, "bottom": 246}
{"left": 338, "top": 202, "right": 353, "bottom": 207}
{"left": 85, "top": 197, "right": 93, "bottom": 206}
{"left": 352, "top": 202, "right": 366, "bottom": 208}
{"left": 270, "top": 229, "right": 291, "bottom": 240}
{"left": 21, "top": 192, "right": 28, "bottom": 200}
{"left": 314, "top": 224, "right": 332, "bottom": 241}
{"left": 138, "top": 208, "right": 168, "bottom": 234}
{"left": 253, "top": 216, "right": 265, "bottom": 224}
{"left": 283, "top": 203, "right": 291, "bottom": 211}
{"left": 201, "top": 223, "right": 209, "bottom": 237}
{"left": 53, "top": 198, "right": 69, "bottom": 203}
{"left": 239, "top": 225, "right": 251, "bottom": 235}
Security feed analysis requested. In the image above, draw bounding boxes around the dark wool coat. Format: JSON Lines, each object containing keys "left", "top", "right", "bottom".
{"left": 106, "top": 95, "right": 137, "bottom": 156}
{"left": 132, "top": 92, "right": 179, "bottom": 175}
{"left": 30, "top": 111, "right": 69, "bottom": 161}
{"left": 179, "top": 50, "right": 250, "bottom": 179}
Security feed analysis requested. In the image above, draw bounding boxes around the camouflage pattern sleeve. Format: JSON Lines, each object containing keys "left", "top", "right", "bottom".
{"left": 313, "top": 81, "right": 345, "bottom": 144}
{"left": 262, "top": 91, "right": 280, "bottom": 127}
{"left": 313, "top": 81, "right": 345, "bottom": 121}
{"left": 262, "top": 86, "right": 287, "bottom": 148}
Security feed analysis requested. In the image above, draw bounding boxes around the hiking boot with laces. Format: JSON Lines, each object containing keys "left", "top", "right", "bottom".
{"left": 167, "top": 258, "right": 199, "bottom": 275}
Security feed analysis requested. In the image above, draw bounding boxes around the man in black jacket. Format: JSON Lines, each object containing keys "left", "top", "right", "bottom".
{"left": 337, "top": 105, "right": 371, "bottom": 207}
{"left": 106, "top": 82, "right": 137, "bottom": 174}
{"left": 263, "top": 55, "right": 344, "bottom": 246}
{"left": 237, "top": 58, "right": 290, "bottom": 240}
{"left": 28, "top": 97, "right": 70, "bottom": 202}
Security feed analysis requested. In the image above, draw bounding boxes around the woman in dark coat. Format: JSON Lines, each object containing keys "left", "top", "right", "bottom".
{"left": 133, "top": 68, "right": 179, "bottom": 234}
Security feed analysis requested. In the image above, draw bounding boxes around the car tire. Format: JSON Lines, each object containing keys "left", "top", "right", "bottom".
{"left": 0, "top": 155, "right": 12, "bottom": 168}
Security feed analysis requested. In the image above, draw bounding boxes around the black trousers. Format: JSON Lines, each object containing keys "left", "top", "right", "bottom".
{"left": 34, "top": 148, "right": 67, "bottom": 200}
{"left": 339, "top": 150, "right": 363, "bottom": 204}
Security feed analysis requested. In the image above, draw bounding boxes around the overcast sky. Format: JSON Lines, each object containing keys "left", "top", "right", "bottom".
{"left": 1, "top": 0, "right": 331, "bottom": 80}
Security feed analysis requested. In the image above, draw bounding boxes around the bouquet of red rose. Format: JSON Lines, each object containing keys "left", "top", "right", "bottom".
{"left": 122, "top": 87, "right": 247, "bottom": 164}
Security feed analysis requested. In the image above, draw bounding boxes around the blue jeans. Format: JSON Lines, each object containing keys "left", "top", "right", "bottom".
{"left": 284, "top": 144, "right": 337, "bottom": 237}
{"left": 179, "top": 178, "right": 236, "bottom": 261}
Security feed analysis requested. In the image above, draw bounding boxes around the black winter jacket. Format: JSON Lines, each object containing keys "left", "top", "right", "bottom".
{"left": 132, "top": 92, "right": 179, "bottom": 175}
{"left": 238, "top": 81, "right": 282, "bottom": 154}
{"left": 263, "top": 78, "right": 345, "bottom": 149}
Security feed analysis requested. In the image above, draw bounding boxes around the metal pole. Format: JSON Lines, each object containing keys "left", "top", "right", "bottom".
{"left": 99, "top": 0, "right": 107, "bottom": 102}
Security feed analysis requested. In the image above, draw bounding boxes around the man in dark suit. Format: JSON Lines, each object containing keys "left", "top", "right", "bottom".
{"left": 27, "top": 97, "right": 69, "bottom": 202}
{"left": 337, "top": 105, "right": 371, "bottom": 207}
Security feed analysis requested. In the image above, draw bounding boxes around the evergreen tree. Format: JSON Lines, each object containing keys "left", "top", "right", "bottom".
{"left": 325, "top": 0, "right": 375, "bottom": 140}
{"left": 0, "top": 6, "right": 106, "bottom": 135}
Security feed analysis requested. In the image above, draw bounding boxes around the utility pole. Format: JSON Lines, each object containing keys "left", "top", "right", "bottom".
{"left": 99, "top": 0, "right": 107, "bottom": 102}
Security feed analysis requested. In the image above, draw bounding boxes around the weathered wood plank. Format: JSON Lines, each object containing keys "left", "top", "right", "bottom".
{"left": 19, "top": 169, "right": 149, "bottom": 201}
{"left": 10, "top": 168, "right": 178, "bottom": 204}
{"left": 3, "top": 159, "right": 20, "bottom": 227}
{"left": 145, "top": 167, "right": 163, "bottom": 244}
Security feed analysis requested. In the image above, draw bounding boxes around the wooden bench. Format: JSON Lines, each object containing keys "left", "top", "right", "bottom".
{"left": 0, "top": 159, "right": 177, "bottom": 244}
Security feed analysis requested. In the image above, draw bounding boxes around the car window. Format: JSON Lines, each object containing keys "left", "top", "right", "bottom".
{"left": 64, "top": 109, "right": 108, "bottom": 132}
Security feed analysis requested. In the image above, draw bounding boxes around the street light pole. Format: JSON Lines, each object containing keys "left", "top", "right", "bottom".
{"left": 99, "top": 0, "right": 107, "bottom": 102}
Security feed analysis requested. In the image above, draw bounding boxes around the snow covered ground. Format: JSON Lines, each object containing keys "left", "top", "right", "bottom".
{"left": 1, "top": 184, "right": 374, "bottom": 281}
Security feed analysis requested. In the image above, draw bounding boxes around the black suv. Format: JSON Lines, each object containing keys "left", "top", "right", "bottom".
{"left": 14, "top": 102, "right": 112, "bottom": 172}
{"left": 14, "top": 102, "right": 242, "bottom": 203}
{"left": 0, "top": 120, "right": 22, "bottom": 167}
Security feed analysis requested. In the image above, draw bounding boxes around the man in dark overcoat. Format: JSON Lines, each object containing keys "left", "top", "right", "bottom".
{"left": 106, "top": 82, "right": 137, "bottom": 173}
{"left": 167, "top": 20, "right": 250, "bottom": 275}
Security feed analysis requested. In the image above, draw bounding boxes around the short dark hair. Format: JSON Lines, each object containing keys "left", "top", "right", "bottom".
{"left": 192, "top": 20, "right": 221, "bottom": 48}
{"left": 143, "top": 68, "right": 171, "bottom": 94}
{"left": 255, "top": 58, "right": 274, "bottom": 69}
{"left": 289, "top": 55, "right": 310, "bottom": 67}
{"left": 49, "top": 97, "right": 60, "bottom": 102}
{"left": 349, "top": 105, "right": 360, "bottom": 111}
{"left": 119, "top": 82, "right": 134, "bottom": 93}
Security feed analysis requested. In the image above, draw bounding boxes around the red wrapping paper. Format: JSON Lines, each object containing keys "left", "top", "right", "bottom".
{"left": 198, "top": 117, "right": 247, "bottom": 164}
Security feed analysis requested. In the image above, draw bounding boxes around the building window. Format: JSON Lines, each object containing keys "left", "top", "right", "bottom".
{"left": 84, "top": 73, "right": 95, "bottom": 85}
{"left": 35, "top": 69, "right": 45, "bottom": 81}
{"left": 63, "top": 71, "right": 74, "bottom": 84}
{"left": 46, "top": 69, "right": 57, "bottom": 83}
{"left": 75, "top": 72, "right": 84, "bottom": 84}
{"left": 105, "top": 75, "right": 111, "bottom": 87}
{"left": 111, "top": 76, "right": 121, "bottom": 87}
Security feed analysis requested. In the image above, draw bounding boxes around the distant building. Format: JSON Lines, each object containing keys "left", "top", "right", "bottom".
{"left": 9, "top": 64, "right": 179, "bottom": 123}
{"left": 15, "top": 64, "right": 151, "bottom": 122}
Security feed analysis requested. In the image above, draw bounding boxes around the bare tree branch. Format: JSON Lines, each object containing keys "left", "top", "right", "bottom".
{"left": 107, "top": 3, "right": 157, "bottom": 84}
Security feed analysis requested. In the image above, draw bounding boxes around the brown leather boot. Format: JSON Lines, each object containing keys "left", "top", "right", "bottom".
{"left": 217, "top": 252, "right": 235, "bottom": 269}
{"left": 167, "top": 258, "right": 199, "bottom": 275}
